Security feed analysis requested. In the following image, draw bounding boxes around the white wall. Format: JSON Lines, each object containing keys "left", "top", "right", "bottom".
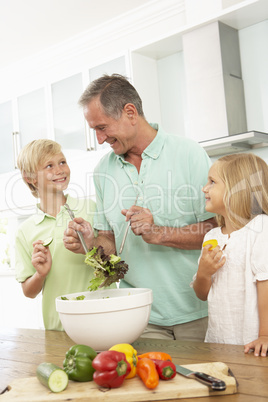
{"left": 0, "top": 0, "right": 185, "bottom": 103}
{"left": 0, "top": 273, "right": 44, "bottom": 329}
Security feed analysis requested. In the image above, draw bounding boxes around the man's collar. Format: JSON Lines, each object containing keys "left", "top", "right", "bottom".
{"left": 142, "top": 123, "right": 165, "bottom": 160}
{"left": 115, "top": 123, "right": 165, "bottom": 165}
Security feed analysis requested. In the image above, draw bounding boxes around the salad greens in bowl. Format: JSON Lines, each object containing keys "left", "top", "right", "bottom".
{"left": 85, "top": 246, "right": 128, "bottom": 291}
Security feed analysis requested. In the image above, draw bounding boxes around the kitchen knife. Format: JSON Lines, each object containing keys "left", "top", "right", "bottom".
{"left": 175, "top": 364, "right": 226, "bottom": 391}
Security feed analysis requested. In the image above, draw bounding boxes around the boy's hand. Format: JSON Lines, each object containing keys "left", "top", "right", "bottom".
{"left": 244, "top": 336, "right": 268, "bottom": 357}
{"left": 63, "top": 217, "right": 94, "bottom": 254}
{"left": 32, "top": 240, "right": 52, "bottom": 277}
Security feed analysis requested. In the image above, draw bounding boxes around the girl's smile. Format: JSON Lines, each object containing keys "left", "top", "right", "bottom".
{"left": 202, "top": 163, "right": 226, "bottom": 216}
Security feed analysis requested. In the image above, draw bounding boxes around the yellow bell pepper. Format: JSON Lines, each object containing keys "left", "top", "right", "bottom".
{"left": 203, "top": 239, "right": 218, "bottom": 250}
{"left": 109, "top": 343, "right": 137, "bottom": 379}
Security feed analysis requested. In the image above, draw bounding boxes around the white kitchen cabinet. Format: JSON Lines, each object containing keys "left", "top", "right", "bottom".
{"left": 17, "top": 88, "right": 48, "bottom": 148}
{"left": 50, "top": 56, "right": 127, "bottom": 152}
{"left": 88, "top": 56, "right": 127, "bottom": 151}
{"left": 89, "top": 56, "right": 126, "bottom": 81}
{"left": 0, "top": 56, "right": 128, "bottom": 175}
{"left": 51, "top": 73, "right": 86, "bottom": 150}
{"left": 0, "top": 88, "right": 48, "bottom": 174}
{"left": 131, "top": 47, "right": 186, "bottom": 137}
{"left": 0, "top": 101, "right": 14, "bottom": 173}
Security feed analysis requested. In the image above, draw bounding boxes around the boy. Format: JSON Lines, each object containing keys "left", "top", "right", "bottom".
{"left": 15, "top": 139, "right": 96, "bottom": 330}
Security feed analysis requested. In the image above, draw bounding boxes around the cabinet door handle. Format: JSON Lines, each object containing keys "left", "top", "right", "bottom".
{"left": 12, "top": 131, "right": 20, "bottom": 169}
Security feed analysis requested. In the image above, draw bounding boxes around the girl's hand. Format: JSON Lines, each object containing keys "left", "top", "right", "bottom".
{"left": 198, "top": 244, "right": 226, "bottom": 278}
{"left": 244, "top": 336, "right": 268, "bottom": 357}
{"left": 31, "top": 240, "right": 52, "bottom": 277}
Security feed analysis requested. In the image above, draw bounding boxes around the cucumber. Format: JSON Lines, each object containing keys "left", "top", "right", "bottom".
{"left": 43, "top": 237, "right": 53, "bottom": 247}
{"left": 36, "top": 362, "right": 68, "bottom": 393}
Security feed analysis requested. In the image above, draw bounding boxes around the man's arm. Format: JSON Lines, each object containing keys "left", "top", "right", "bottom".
{"left": 92, "top": 230, "right": 116, "bottom": 255}
{"left": 122, "top": 206, "right": 216, "bottom": 249}
{"left": 144, "top": 218, "right": 217, "bottom": 249}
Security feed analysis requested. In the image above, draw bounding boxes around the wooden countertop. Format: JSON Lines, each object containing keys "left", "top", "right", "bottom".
{"left": 0, "top": 327, "right": 267, "bottom": 401}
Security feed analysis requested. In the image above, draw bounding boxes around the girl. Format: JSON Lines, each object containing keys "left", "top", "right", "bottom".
{"left": 192, "top": 153, "right": 268, "bottom": 357}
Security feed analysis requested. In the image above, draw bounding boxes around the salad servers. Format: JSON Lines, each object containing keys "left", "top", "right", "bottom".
{"left": 118, "top": 194, "right": 139, "bottom": 255}
{"left": 64, "top": 203, "right": 89, "bottom": 254}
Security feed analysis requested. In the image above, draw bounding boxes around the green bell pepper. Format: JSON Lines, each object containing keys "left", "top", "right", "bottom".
{"left": 63, "top": 344, "right": 97, "bottom": 382}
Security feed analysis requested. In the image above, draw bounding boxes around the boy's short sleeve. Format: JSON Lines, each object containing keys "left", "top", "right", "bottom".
{"left": 15, "top": 226, "right": 35, "bottom": 282}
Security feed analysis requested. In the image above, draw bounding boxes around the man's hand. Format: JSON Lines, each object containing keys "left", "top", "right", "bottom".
{"left": 121, "top": 205, "right": 156, "bottom": 242}
{"left": 63, "top": 217, "right": 94, "bottom": 254}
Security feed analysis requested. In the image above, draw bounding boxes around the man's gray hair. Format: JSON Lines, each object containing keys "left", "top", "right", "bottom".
{"left": 78, "top": 74, "right": 145, "bottom": 119}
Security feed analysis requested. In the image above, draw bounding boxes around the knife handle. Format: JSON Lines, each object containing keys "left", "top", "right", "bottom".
{"left": 193, "top": 372, "right": 226, "bottom": 391}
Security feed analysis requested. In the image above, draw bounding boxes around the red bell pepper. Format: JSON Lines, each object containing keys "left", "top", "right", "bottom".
{"left": 152, "top": 359, "right": 176, "bottom": 380}
{"left": 92, "top": 350, "right": 131, "bottom": 388}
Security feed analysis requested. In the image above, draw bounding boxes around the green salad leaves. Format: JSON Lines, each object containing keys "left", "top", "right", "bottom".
{"left": 85, "top": 246, "right": 129, "bottom": 291}
{"left": 61, "top": 295, "right": 86, "bottom": 300}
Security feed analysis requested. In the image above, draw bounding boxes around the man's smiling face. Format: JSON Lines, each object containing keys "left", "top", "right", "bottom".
{"left": 83, "top": 97, "right": 137, "bottom": 156}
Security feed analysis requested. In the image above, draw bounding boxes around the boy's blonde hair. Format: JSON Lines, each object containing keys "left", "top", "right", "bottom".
{"left": 17, "top": 139, "right": 62, "bottom": 198}
{"left": 215, "top": 153, "right": 268, "bottom": 229}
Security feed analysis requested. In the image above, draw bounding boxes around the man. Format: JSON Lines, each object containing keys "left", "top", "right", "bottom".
{"left": 64, "top": 74, "right": 216, "bottom": 341}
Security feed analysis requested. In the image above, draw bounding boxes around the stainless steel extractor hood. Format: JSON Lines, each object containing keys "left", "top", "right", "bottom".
{"left": 199, "top": 131, "right": 268, "bottom": 157}
{"left": 183, "top": 22, "right": 268, "bottom": 158}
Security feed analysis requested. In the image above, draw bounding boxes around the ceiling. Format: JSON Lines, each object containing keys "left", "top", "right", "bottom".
{"left": 2, "top": 0, "right": 268, "bottom": 71}
{"left": 0, "top": 0, "right": 151, "bottom": 69}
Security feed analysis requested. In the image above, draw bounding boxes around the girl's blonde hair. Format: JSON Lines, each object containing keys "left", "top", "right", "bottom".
{"left": 215, "top": 153, "right": 268, "bottom": 229}
{"left": 17, "top": 139, "right": 62, "bottom": 198}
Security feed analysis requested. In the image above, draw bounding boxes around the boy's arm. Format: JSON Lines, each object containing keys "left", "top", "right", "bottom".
{"left": 22, "top": 272, "right": 46, "bottom": 298}
{"left": 244, "top": 280, "right": 268, "bottom": 356}
{"left": 22, "top": 241, "right": 52, "bottom": 298}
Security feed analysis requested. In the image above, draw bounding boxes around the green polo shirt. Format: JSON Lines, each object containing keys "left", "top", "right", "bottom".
{"left": 15, "top": 195, "right": 96, "bottom": 330}
{"left": 93, "top": 124, "right": 214, "bottom": 326}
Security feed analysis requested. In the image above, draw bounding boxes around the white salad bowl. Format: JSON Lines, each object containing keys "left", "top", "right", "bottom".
{"left": 56, "top": 288, "right": 153, "bottom": 351}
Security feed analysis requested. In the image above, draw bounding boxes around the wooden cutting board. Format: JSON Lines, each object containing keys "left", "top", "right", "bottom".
{"left": 1, "top": 362, "right": 237, "bottom": 401}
